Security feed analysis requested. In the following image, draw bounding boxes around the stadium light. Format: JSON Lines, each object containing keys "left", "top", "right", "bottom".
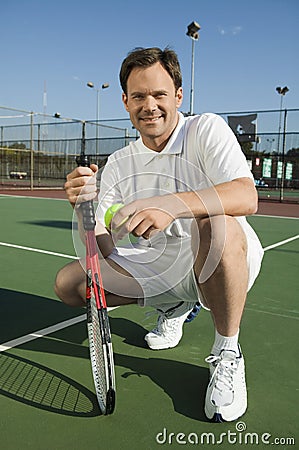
{"left": 276, "top": 86, "right": 289, "bottom": 96}
{"left": 186, "top": 21, "right": 201, "bottom": 115}
{"left": 87, "top": 81, "right": 110, "bottom": 155}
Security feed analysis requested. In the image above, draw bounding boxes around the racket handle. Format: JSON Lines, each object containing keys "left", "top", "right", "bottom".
{"left": 76, "top": 154, "right": 90, "bottom": 168}
{"left": 81, "top": 201, "right": 96, "bottom": 231}
{"left": 76, "top": 154, "right": 96, "bottom": 231}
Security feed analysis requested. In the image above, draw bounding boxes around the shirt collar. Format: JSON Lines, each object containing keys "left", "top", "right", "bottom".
{"left": 135, "top": 112, "right": 185, "bottom": 165}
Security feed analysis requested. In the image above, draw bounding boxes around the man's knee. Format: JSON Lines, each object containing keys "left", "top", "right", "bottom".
{"left": 54, "top": 266, "right": 67, "bottom": 300}
{"left": 54, "top": 260, "right": 85, "bottom": 306}
{"left": 194, "top": 215, "right": 246, "bottom": 254}
{"left": 193, "top": 215, "right": 247, "bottom": 283}
{"left": 192, "top": 215, "right": 226, "bottom": 258}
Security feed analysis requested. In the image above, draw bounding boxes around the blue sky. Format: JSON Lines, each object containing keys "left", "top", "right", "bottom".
{"left": 1, "top": 0, "right": 298, "bottom": 122}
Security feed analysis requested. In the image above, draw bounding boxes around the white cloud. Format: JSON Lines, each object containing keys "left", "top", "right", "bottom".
{"left": 218, "top": 27, "right": 226, "bottom": 35}
{"left": 218, "top": 25, "right": 242, "bottom": 36}
{"left": 232, "top": 26, "right": 242, "bottom": 35}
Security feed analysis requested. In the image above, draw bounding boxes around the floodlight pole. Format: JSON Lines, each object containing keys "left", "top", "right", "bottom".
{"left": 87, "top": 82, "right": 109, "bottom": 156}
{"left": 280, "top": 109, "right": 288, "bottom": 202}
{"left": 190, "top": 38, "right": 196, "bottom": 116}
{"left": 186, "top": 21, "right": 201, "bottom": 115}
{"left": 276, "top": 86, "right": 289, "bottom": 202}
{"left": 30, "top": 112, "right": 34, "bottom": 190}
{"left": 276, "top": 86, "right": 289, "bottom": 154}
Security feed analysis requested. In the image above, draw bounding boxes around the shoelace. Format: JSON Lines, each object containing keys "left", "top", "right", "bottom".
{"left": 154, "top": 314, "right": 181, "bottom": 335}
{"left": 145, "top": 303, "right": 183, "bottom": 335}
{"left": 205, "top": 354, "right": 238, "bottom": 394}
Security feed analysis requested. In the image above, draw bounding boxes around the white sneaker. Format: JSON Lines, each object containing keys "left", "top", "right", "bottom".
{"left": 204, "top": 346, "right": 247, "bottom": 422}
{"left": 145, "top": 301, "right": 197, "bottom": 350}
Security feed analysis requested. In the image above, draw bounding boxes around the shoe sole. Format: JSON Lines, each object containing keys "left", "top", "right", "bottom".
{"left": 205, "top": 403, "right": 247, "bottom": 423}
{"left": 145, "top": 339, "right": 181, "bottom": 350}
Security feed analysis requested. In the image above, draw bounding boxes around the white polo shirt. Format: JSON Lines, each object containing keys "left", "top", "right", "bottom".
{"left": 96, "top": 113, "right": 263, "bottom": 302}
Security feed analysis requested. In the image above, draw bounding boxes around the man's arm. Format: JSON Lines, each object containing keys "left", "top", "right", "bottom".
{"left": 173, "top": 177, "right": 258, "bottom": 219}
{"left": 110, "top": 177, "right": 257, "bottom": 240}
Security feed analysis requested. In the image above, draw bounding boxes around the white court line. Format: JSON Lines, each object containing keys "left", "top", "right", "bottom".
{"left": 1, "top": 232, "right": 298, "bottom": 261}
{"left": 0, "top": 241, "right": 78, "bottom": 260}
{"left": 1, "top": 232, "right": 298, "bottom": 352}
{"left": 0, "top": 308, "right": 118, "bottom": 353}
{"left": 0, "top": 193, "right": 67, "bottom": 201}
{"left": 245, "top": 307, "right": 298, "bottom": 321}
{"left": 255, "top": 213, "right": 298, "bottom": 220}
{"left": 0, "top": 315, "right": 86, "bottom": 352}
{"left": 263, "top": 234, "right": 299, "bottom": 251}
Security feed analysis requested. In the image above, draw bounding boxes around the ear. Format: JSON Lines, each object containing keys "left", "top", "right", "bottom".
{"left": 122, "top": 93, "right": 129, "bottom": 111}
{"left": 176, "top": 87, "right": 183, "bottom": 108}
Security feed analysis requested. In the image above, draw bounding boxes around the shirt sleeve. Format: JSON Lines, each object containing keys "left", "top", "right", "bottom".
{"left": 196, "top": 113, "right": 253, "bottom": 185}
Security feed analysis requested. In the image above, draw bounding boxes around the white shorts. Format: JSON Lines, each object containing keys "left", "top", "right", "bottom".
{"left": 108, "top": 220, "right": 264, "bottom": 308}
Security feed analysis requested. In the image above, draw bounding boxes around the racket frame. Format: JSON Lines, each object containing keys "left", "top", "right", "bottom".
{"left": 76, "top": 121, "right": 116, "bottom": 415}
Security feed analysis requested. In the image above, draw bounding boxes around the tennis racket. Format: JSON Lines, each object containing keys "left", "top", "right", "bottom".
{"left": 76, "top": 121, "right": 116, "bottom": 415}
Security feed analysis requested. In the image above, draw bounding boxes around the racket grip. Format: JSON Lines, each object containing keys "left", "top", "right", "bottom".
{"left": 81, "top": 201, "right": 96, "bottom": 231}
{"left": 76, "top": 154, "right": 96, "bottom": 230}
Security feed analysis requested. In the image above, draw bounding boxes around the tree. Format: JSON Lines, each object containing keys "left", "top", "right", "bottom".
{"left": 8, "top": 142, "right": 27, "bottom": 150}
{"left": 287, "top": 147, "right": 299, "bottom": 157}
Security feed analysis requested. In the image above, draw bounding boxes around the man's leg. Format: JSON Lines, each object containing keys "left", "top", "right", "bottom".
{"left": 193, "top": 215, "right": 248, "bottom": 336}
{"left": 192, "top": 215, "right": 249, "bottom": 422}
{"left": 54, "top": 257, "right": 143, "bottom": 307}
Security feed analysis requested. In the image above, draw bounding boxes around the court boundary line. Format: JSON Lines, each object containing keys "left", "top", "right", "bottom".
{"left": 0, "top": 241, "right": 78, "bottom": 260}
{"left": 1, "top": 231, "right": 299, "bottom": 262}
{"left": 0, "top": 307, "right": 118, "bottom": 353}
{"left": 245, "top": 306, "right": 298, "bottom": 321}
{"left": 1, "top": 232, "right": 298, "bottom": 353}
{"left": 0, "top": 193, "right": 67, "bottom": 201}
{"left": 0, "top": 315, "right": 86, "bottom": 352}
{"left": 255, "top": 213, "right": 298, "bottom": 220}
{"left": 263, "top": 234, "right": 299, "bottom": 251}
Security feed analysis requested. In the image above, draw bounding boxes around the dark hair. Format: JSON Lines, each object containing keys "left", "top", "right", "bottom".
{"left": 119, "top": 47, "right": 182, "bottom": 95}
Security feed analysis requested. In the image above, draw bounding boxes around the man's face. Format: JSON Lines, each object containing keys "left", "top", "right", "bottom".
{"left": 122, "top": 62, "right": 183, "bottom": 151}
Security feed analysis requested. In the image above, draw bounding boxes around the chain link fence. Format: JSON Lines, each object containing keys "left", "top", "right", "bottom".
{"left": 0, "top": 107, "right": 137, "bottom": 190}
{"left": 217, "top": 108, "right": 299, "bottom": 202}
{"left": 0, "top": 106, "right": 298, "bottom": 202}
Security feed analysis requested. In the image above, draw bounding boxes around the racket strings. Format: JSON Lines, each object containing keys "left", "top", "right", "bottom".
{"left": 85, "top": 223, "right": 115, "bottom": 415}
{"left": 87, "top": 297, "right": 107, "bottom": 403}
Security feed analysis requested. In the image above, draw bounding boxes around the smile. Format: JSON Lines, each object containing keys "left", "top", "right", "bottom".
{"left": 141, "top": 116, "right": 162, "bottom": 123}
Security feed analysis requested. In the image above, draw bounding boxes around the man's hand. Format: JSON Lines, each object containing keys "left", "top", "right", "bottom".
{"left": 110, "top": 196, "right": 177, "bottom": 240}
{"left": 64, "top": 164, "right": 98, "bottom": 207}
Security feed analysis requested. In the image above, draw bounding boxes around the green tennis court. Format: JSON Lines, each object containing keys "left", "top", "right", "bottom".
{"left": 0, "top": 194, "right": 298, "bottom": 449}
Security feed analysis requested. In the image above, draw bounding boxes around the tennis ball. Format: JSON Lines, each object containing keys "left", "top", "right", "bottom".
{"left": 104, "top": 202, "right": 139, "bottom": 245}
{"left": 104, "top": 203, "right": 124, "bottom": 228}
